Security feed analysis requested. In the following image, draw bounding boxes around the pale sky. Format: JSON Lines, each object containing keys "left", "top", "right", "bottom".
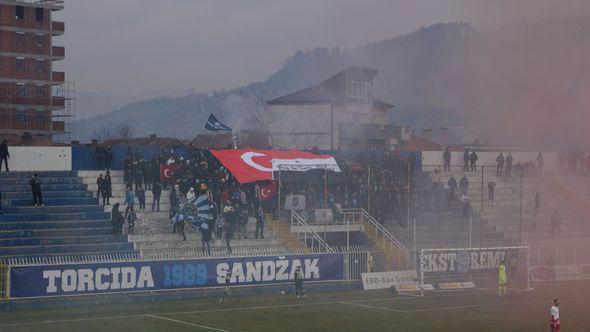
{"left": 55, "top": 0, "right": 590, "bottom": 94}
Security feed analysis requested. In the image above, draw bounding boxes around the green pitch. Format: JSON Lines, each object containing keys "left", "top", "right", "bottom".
{"left": 0, "top": 281, "right": 588, "bottom": 332}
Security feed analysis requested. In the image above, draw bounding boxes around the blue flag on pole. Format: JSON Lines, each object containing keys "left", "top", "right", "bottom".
{"left": 205, "top": 113, "right": 232, "bottom": 131}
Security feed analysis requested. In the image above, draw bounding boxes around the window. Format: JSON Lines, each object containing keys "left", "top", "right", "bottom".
{"left": 346, "top": 80, "right": 372, "bottom": 101}
{"left": 15, "top": 109, "right": 26, "bottom": 123}
{"left": 15, "top": 32, "right": 25, "bottom": 46}
{"left": 35, "top": 34, "right": 44, "bottom": 47}
{"left": 16, "top": 57, "right": 25, "bottom": 71}
{"left": 35, "top": 110, "right": 46, "bottom": 123}
{"left": 15, "top": 6, "right": 24, "bottom": 20}
{"left": 15, "top": 83, "right": 27, "bottom": 97}
{"left": 35, "top": 85, "right": 45, "bottom": 97}
{"left": 35, "top": 59, "right": 45, "bottom": 72}
{"left": 35, "top": 8, "right": 44, "bottom": 21}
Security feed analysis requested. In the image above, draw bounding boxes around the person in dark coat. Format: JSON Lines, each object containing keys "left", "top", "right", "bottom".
{"left": 255, "top": 206, "right": 265, "bottom": 239}
{"left": 136, "top": 186, "right": 146, "bottom": 211}
{"left": 496, "top": 153, "right": 505, "bottom": 177}
{"left": 443, "top": 147, "right": 451, "bottom": 172}
{"left": 0, "top": 186, "right": 3, "bottom": 214}
{"left": 463, "top": 147, "right": 470, "bottom": 172}
{"left": 133, "top": 168, "right": 143, "bottom": 192}
{"left": 96, "top": 174, "right": 103, "bottom": 198}
{"left": 101, "top": 172, "right": 112, "bottom": 205}
{"left": 111, "top": 203, "right": 124, "bottom": 234}
{"left": 469, "top": 150, "right": 478, "bottom": 172}
{"left": 104, "top": 145, "right": 114, "bottom": 170}
{"left": 152, "top": 181, "right": 162, "bottom": 212}
{"left": 169, "top": 187, "right": 179, "bottom": 218}
{"left": 488, "top": 181, "right": 496, "bottom": 207}
{"left": 459, "top": 176, "right": 469, "bottom": 194}
{"left": 446, "top": 176, "right": 457, "bottom": 212}
{"left": 29, "top": 173, "right": 43, "bottom": 206}
{"left": 94, "top": 144, "right": 105, "bottom": 170}
{"left": 200, "top": 222, "right": 211, "bottom": 255}
{"left": 505, "top": 153, "right": 514, "bottom": 177}
{"left": 0, "top": 140, "right": 9, "bottom": 172}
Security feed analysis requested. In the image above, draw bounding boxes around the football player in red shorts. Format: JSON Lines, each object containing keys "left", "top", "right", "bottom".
{"left": 550, "top": 298, "right": 560, "bottom": 332}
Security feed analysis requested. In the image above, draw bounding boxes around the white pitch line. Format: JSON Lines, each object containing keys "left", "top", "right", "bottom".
{"left": 1, "top": 292, "right": 587, "bottom": 328}
{"left": 401, "top": 300, "right": 541, "bottom": 313}
{"left": 340, "top": 301, "right": 406, "bottom": 313}
{"left": 145, "top": 314, "right": 230, "bottom": 332}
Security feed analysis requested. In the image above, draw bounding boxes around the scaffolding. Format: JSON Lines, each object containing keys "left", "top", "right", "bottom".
{"left": 0, "top": 0, "right": 65, "bottom": 10}
{"left": 52, "top": 80, "right": 74, "bottom": 144}
{"left": 0, "top": 80, "right": 75, "bottom": 144}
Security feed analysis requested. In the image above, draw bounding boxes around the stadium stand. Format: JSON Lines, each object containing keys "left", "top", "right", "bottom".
{"left": 0, "top": 171, "right": 136, "bottom": 261}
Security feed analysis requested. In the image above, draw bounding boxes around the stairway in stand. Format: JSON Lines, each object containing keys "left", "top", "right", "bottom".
{"left": 0, "top": 171, "right": 136, "bottom": 261}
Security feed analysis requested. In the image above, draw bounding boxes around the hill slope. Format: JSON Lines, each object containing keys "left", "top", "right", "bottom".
{"left": 75, "top": 19, "right": 590, "bottom": 147}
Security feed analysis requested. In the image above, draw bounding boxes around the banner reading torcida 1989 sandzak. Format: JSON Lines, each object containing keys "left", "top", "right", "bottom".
{"left": 10, "top": 253, "right": 343, "bottom": 298}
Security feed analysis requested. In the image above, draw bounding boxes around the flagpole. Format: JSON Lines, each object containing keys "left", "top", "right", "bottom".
{"left": 277, "top": 167, "right": 281, "bottom": 243}
{"left": 367, "top": 165, "right": 371, "bottom": 213}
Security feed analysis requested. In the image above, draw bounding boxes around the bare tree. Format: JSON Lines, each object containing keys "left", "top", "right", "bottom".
{"left": 92, "top": 126, "right": 114, "bottom": 143}
{"left": 237, "top": 85, "right": 286, "bottom": 147}
{"left": 115, "top": 124, "right": 133, "bottom": 142}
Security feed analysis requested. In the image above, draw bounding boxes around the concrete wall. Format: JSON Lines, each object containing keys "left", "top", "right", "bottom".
{"left": 421, "top": 150, "right": 559, "bottom": 172}
{"left": 5, "top": 146, "right": 71, "bottom": 171}
{"left": 268, "top": 104, "right": 333, "bottom": 150}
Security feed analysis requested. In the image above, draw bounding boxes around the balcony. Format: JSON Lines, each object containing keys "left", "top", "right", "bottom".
{"left": 52, "top": 96, "right": 65, "bottom": 107}
{"left": 52, "top": 121, "right": 65, "bottom": 132}
{"left": 52, "top": 71, "right": 65, "bottom": 83}
{"left": 52, "top": 21, "right": 65, "bottom": 35}
{"left": 52, "top": 46, "right": 65, "bottom": 59}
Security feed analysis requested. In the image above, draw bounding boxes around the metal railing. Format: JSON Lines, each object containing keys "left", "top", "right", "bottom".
{"left": 341, "top": 208, "right": 409, "bottom": 269}
{"left": 290, "top": 210, "right": 335, "bottom": 252}
{"left": 3, "top": 246, "right": 388, "bottom": 267}
{"left": 0, "top": 265, "right": 8, "bottom": 300}
{"left": 342, "top": 208, "right": 406, "bottom": 250}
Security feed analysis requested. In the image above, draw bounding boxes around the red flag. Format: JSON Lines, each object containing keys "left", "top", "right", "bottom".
{"left": 210, "top": 149, "right": 340, "bottom": 183}
{"left": 258, "top": 182, "right": 277, "bottom": 201}
{"left": 160, "top": 163, "right": 183, "bottom": 183}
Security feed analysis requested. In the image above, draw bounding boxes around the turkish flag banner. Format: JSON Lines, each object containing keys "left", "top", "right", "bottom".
{"left": 160, "top": 163, "right": 183, "bottom": 183}
{"left": 210, "top": 149, "right": 340, "bottom": 184}
{"left": 258, "top": 182, "right": 277, "bottom": 201}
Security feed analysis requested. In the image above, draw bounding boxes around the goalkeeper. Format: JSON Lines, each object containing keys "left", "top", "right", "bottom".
{"left": 498, "top": 259, "right": 507, "bottom": 296}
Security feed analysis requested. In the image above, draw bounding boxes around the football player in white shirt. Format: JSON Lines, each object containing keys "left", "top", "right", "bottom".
{"left": 550, "top": 298, "right": 560, "bottom": 332}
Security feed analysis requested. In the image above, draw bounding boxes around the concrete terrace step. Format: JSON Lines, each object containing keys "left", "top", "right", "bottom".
{"left": 2, "top": 205, "right": 105, "bottom": 214}
{"left": 0, "top": 219, "right": 111, "bottom": 231}
{"left": 0, "top": 171, "right": 77, "bottom": 178}
{"left": 134, "top": 238, "right": 280, "bottom": 250}
{"left": 3, "top": 191, "right": 93, "bottom": 199}
{"left": 0, "top": 234, "right": 128, "bottom": 247}
{"left": 139, "top": 247, "right": 287, "bottom": 258}
{"left": 0, "top": 226, "right": 114, "bottom": 239}
{"left": 0, "top": 242, "right": 134, "bottom": 256}
{"left": 1, "top": 184, "right": 88, "bottom": 193}
{"left": 77, "top": 170, "right": 124, "bottom": 178}
{"left": 0, "top": 211, "right": 110, "bottom": 222}
{"left": 128, "top": 230, "right": 276, "bottom": 241}
{"left": 0, "top": 177, "right": 83, "bottom": 186}
{"left": 9, "top": 197, "right": 99, "bottom": 206}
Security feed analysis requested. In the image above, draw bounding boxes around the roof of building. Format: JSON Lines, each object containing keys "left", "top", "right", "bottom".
{"left": 186, "top": 134, "right": 233, "bottom": 149}
{"left": 267, "top": 66, "right": 392, "bottom": 109}
{"left": 104, "top": 136, "right": 184, "bottom": 148}
{"left": 399, "top": 134, "right": 441, "bottom": 152}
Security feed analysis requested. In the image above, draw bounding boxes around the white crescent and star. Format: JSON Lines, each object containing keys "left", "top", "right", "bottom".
{"left": 241, "top": 152, "right": 273, "bottom": 172}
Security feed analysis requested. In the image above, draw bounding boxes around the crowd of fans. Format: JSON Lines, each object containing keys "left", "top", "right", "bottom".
{"left": 558, "top": 150, "right": 590, "bottom": 174}
{"left": 100, "top": 146, "right": 268, "bottom": 254}
{"left": 92, "top": 144, "right": 588, "bottom": 253}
